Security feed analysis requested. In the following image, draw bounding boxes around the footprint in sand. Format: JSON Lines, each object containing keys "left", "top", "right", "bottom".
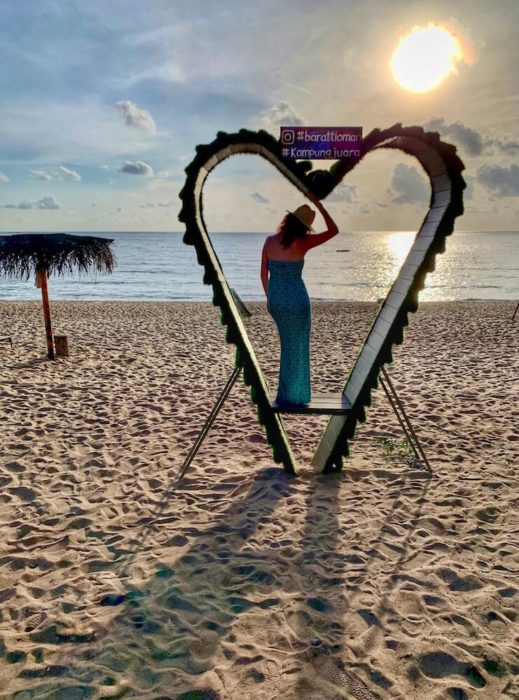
{"left": 419, "top": 651, "right": 486, "bottom": 689}
{"left": 301, "top": 644, "right": 387, "bottom": 699}
{"left": 4, "top": 461, "right": 25, "bottom": 473}
{"left": 9, "top": 486, "right": 37, "bottom": 502}
{"left": 475, "top": 506, "right": 500, "bottom": 523}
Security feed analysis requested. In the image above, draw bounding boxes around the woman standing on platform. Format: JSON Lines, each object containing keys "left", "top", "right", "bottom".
{"left": 261, "top": 197, "right": 339, "bottom": 405}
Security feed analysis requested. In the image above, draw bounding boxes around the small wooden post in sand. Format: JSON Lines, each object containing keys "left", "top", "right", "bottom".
{"left": 36, "top": 269, "right": 55, "bottom": 360}
{"left": 54, "top": 335, "right": 69, "bottom": 357}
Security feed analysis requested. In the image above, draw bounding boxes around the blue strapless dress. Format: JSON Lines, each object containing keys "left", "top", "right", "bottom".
{"left": 268, "top": 259, "right": 311, "bottom": 404}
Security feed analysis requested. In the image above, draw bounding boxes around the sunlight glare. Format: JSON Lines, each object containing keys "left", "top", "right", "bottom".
{"left": 387, "top": 231, "right": 415, "bottom": 268}
{"left": 391, "top": 23, "right": 463, "bottom": 93}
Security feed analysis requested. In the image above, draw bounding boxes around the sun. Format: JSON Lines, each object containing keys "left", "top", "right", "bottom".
{"left": 391, "top": 23, "right": 463, "bottom": 93}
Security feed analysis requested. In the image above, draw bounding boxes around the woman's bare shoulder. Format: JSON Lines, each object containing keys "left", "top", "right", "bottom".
{"left": 263, "top": 234, "right": 279, "bottom": 250}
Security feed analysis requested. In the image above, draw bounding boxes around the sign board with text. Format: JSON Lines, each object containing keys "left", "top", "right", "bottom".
{"left": 280, "top": 126, "right": 363, "bottom": 159}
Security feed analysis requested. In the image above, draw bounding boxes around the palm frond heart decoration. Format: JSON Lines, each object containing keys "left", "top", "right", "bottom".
{"left": 178, "top": 124, "right": 465, "bottom": 476}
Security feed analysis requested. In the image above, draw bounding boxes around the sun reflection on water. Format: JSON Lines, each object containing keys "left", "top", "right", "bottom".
{"left": 387, "top": 231, "right": 415, "bottom": 270}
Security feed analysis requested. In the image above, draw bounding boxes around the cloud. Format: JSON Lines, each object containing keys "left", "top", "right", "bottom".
{"left": 30, "top": 166, "right": 81, "bottom": 181}
{"left": 493, "top": 138, "right": 519, "bottom": 155}
{"left": 38, "top": 196, "right": 59, "bottom": 209}
{"left": 0, "top": 172, "right": 10, "bottom": 182}
{"left": 390, "top": 163, "right": 428, "bottom": 204}
{"left": 424, "top": 117, "right": 484, "bottom": 156}
{"left": 424, "top": 117, "right": 519, "bottom": 156}
{"left": 118, "top": 160, "right": 154, "bottom": 176}
{"left": 327, "top": 184, "right": 357, "bottom": 204}
{"left": 0, "top": 98, "right": 156, "bottom": 164}
{"left": 58, "top": 165, "right": 81, "bottom": 181}
{"left": 140, "top": 200, "right": 176, "bottom": 208}
{"left": 1, "top": 195, "right": 60, "bottom": 210}
{"left": 30, "top": 169, "right": 54, "bottom": 180}
{"left": 115, "top": 100, "right": 156, "bottom": 134}
{"left": 463, "top": 175, "right": 475, "bottom": 200}
{"left": 476, "top": 164, "right": 519, "bottom": 197}
{"left": 145, "top": 170, "right": 183, "bottom": 194}
{"left": 251, "top": 192, "right": 269, "bottom": 204}
{"left": 259, "top": 101, "right": 304, "bottom": 131}
{"left": 154, "top": 170, "right": 180, "bottom": 181}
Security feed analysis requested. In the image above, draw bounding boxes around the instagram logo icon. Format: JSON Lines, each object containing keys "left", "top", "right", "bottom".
{"left": 280, "top": 128, "right": 295, "bottom": 145}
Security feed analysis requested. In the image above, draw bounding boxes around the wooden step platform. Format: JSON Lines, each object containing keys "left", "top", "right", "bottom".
{"left": 270, "top": 393, "right": 352, "bottom": 415}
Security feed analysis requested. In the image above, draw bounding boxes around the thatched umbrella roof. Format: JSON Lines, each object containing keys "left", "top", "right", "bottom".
{"left": 0, "top": 232, "right": 115, "bottom": 279}
{"left": 0, "top": 233, "right": 116, "bottom": 359}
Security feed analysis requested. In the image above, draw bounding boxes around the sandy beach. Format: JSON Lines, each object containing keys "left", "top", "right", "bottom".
{"left": 0, "top": 299, "right": 517, "bottom": 699}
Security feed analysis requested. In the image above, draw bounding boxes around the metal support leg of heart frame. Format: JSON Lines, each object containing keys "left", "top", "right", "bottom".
{"left": 379, "top": 367, "right": 432, "bottom": 472}
{"left": 180, "top": 362, "right": 433, "bottom": 478}
{"left": 175, "top": 289, "right": 251, "bottom": 482}
{"left": 176, "top": 365, "right": 243, "bottom": 483}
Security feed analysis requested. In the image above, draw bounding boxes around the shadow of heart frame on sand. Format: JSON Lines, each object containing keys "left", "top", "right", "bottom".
{"left": 178, "top": 124, "right": 465, "bottom": 475}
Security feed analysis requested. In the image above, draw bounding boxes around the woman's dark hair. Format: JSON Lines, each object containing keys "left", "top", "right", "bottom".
{"left": 277, "top": 213, "right": 310, "bottom": 248}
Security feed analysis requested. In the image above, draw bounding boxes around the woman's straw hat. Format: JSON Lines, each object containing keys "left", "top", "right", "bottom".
{"left": 287, "top": 204, "right": 316, "bottom": 230}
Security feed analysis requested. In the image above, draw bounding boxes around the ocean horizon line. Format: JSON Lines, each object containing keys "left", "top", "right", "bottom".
{"left": 1, "top": 229, "right": 518, "bottom": 235}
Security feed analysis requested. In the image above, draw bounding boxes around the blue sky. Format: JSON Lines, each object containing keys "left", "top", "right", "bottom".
{"left": 0, "top": 0, "right": 517, "bottom": 232}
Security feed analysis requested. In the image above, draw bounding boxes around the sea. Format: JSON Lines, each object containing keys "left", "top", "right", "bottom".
{"left": 0, "top": 230, "right": 517, "bottom": 303}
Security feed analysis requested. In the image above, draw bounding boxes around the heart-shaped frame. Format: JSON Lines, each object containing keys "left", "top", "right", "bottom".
{"left": 178, "top": 124, "right": 465, "bottom": 475}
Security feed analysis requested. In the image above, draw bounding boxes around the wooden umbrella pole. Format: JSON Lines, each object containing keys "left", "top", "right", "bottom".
{"left": 38, "top": 270, "right": 55, "bottom": 360}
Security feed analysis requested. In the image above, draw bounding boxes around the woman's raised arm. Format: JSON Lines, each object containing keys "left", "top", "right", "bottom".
{"left": 301, "top": 198, "right": 339, "bottom": 252}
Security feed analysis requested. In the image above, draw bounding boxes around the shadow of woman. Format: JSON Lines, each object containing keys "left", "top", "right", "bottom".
{"left": 286, "top": 468, "right": 432, "bottom": 700}
{"left": 58, "top": 466, "right": 296, "bottom": 696}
